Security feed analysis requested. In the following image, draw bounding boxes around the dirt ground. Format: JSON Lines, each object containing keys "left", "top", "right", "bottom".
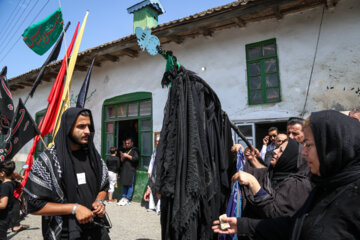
{"left": 7, "top": 201, "right": 161, "bottom": 240}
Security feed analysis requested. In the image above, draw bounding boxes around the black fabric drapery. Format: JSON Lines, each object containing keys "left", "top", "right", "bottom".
{"left": 149, "top": 66, "right": 236, "bottom": 239}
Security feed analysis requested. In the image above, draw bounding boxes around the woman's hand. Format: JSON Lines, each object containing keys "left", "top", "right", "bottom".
{"left": 212, "top": 217, "right": 238, "bottom": 234}
{"left": 232, "top": 171, "right": 261, "bottom": 195}
{"left": 231, "top": 144, "right": 244, "bottom": 153}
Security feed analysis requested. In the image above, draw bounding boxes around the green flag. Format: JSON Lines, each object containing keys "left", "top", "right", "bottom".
{"left": 22, "top": 8, "right": 64, "bottom": 56}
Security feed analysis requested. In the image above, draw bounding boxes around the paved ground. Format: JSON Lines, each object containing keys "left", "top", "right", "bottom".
{"left": 7, "top": 201, "right": 161, "bottom": 240}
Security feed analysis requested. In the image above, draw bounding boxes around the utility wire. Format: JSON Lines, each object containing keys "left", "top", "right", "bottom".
{"left": 0, "top": 0, "right": 26, "bottom": 43}
{"left": 0, "top": 0, "right": 21, "bottom": 35}
{"left": 0, "top": 0, "right": 50, "bottom": 64}
{"left": 0, "top": 0, "right": 40, "bottom": 54}
{"left": 301, "top": 5, "right": 325, "bottom": 117}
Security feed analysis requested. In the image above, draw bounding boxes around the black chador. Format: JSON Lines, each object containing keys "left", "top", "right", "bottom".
{"left": 150, "top": 66, "right": 236, "bottom": 239}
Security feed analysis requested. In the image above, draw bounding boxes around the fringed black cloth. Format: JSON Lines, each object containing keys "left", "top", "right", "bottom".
{"left": 150, "top": 66, "right": 236, "bottom": 239}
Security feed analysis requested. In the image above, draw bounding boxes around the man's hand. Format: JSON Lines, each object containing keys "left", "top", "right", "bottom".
{"left": 156, "top": 193, "right": 161, "bottom": 200}
{"left": 253, "top": 147, "right": 260, "bottom": 158}
{"left": 75, "top": 204, "right": 94, "bottom": 224}
{"left": 263, "top": 136, "right": 269, "bottom": 146}
{"left": 144, "top": 188, "right": 151, "bottom": 202}
{"left": 92, "top": 201, "right": 106, "bottom": 218}
{"left": 212, "top": 217, "right": 238, "bottom": 234}
{"left": 231, "top": 144, "right": 244, "bottom": 153}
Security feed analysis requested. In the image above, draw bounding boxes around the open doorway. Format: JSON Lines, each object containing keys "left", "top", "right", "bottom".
{"left": 255, "top": 121, "right": 287, "bottom": 148}
{"left": 117, "top": 119, "right": 139, "bottom": 151}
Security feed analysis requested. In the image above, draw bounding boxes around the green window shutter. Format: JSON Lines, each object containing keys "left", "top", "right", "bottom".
{"left": 246, "top": 39, "right": 281, "bottom": 105}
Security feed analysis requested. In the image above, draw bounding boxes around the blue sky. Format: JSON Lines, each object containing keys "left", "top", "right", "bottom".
{"left": 0, "top": 0, "right": 234, "bottom": 79}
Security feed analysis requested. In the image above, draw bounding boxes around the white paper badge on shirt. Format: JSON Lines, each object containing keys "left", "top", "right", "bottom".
{"left": 77, "top": 172, "right": 86, "bottom": 185}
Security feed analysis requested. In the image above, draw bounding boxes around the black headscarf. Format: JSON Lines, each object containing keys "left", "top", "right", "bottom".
{"left": 310, "top": 110, "right": 360, "bottom": 189}
{"left": 54, "top": 107, "right": 103, "bottom": 238}
{"left": 288, "top": 110, "right": 360, "bottom": 240}
{"left": 269, "top": 138, "right": 299, "bottom": 186}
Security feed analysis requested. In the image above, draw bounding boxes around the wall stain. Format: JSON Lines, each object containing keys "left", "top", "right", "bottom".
{"left": 70, "top": 89, "right": 97, "bottom": 105}
{"left": 312, "top": 87, "right": 360, "bottom": 111}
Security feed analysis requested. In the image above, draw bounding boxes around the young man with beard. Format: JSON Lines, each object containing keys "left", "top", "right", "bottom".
{"left": 24, "top": 108, "right": 110, "bottom": 240}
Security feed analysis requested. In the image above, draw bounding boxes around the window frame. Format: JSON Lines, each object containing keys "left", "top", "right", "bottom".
{"left": 246, "top": 38, "right": 281, "bottom": 105}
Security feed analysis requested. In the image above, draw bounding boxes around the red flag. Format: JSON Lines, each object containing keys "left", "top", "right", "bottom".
{"left": 14, "top": 22, "right": 80, "bottom": 198}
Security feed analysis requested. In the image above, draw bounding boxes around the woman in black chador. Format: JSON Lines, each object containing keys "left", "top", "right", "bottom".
{"left": 233, "top": 138, "right": 311, "bottom": 220}
{"left": 213, "top": 110, "right": 360, "bottom": 239}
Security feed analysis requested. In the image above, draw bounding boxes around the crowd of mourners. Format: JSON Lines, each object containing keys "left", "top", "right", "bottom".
{"left": 213, "top": 108, "right": 360, "bottom": 239}
{"left": 0, "top": 107, "right": 359, "bottom": 240}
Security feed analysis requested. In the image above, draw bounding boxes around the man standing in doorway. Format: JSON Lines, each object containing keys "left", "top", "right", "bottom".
{"left": 287, "top": 117, "right": 305, "bottom": 144}
{"left": 117, "top": 137, "right": 139, "bottom": 206}
{"left": 24, "top": 108, "right": 110, "bottom": 240}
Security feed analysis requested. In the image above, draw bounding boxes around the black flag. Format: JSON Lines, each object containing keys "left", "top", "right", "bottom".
{"left": 0, "top": 73, "right": 14, "bottom": 135}
{"left": 76, "top": 57, "right": 95, "bottom": 108}
{"left": 0, "top": 66, "right": 7, "bottom": 76}
{"left": 1, "top": 98, "right": 40, "bottom": 161}
{"left": 27, "top": 21, "right": 70, "bottom": 100}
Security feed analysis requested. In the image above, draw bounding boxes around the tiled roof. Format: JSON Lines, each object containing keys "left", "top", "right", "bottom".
{"left": 9, "top": 0, "right": 327, "bottom": 90}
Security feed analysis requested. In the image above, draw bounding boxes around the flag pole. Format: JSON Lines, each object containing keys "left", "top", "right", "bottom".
{"left": 32, "top": 119, "right": 48, "bottom": 150}
{"left": 39, "top": 135, "right": 48, "bottom": 149}
{"left": 0, "top": 66, "right": 7, "bottom": 76}
{"left": 50, "top": 11, "right": 89, "bottom": 144}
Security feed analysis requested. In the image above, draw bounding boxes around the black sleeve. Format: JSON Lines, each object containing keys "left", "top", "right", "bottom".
{"left": 116, "top": 156, "right": 120, "bottom": 172}
{"left": 250, "top": 176, "right": 312, "bottom": 218}
{"left": 131, "top": 149, "right": 139, "bottom": 163}
{"left": 25, "top": 194, "right": 47, "bottom": 213}
{"left": 237, "top": 216, "right": 293, "bottom": 240}
{"left": 23, "top": 153, "right": 60, "bottom": 214}
{"left": 105, "top": 156, "right": 110, "bottom": 168}
{"left": 0, "top": 182, "right": 12, "bottom": 198}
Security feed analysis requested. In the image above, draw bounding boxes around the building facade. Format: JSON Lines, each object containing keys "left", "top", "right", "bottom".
{"left": 8, "top": 0, "right": 360, "bottom": 201}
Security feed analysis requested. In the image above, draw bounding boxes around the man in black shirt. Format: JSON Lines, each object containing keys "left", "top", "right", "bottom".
{"left": 106, "top": 147, "right": 120, "bottom": 202}
{"left": 117, "top": 138, "right": 139, "bottom": 206}
{"left": 24, "top": 108, "right": 110, "bottom": 240}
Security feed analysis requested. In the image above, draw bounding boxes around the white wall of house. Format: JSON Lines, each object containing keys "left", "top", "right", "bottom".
{"left": 12, "top": 0, "right": 360, "bottom": 162}
{"left": 167, "top": 0, "right": 359, "bottom": 121}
